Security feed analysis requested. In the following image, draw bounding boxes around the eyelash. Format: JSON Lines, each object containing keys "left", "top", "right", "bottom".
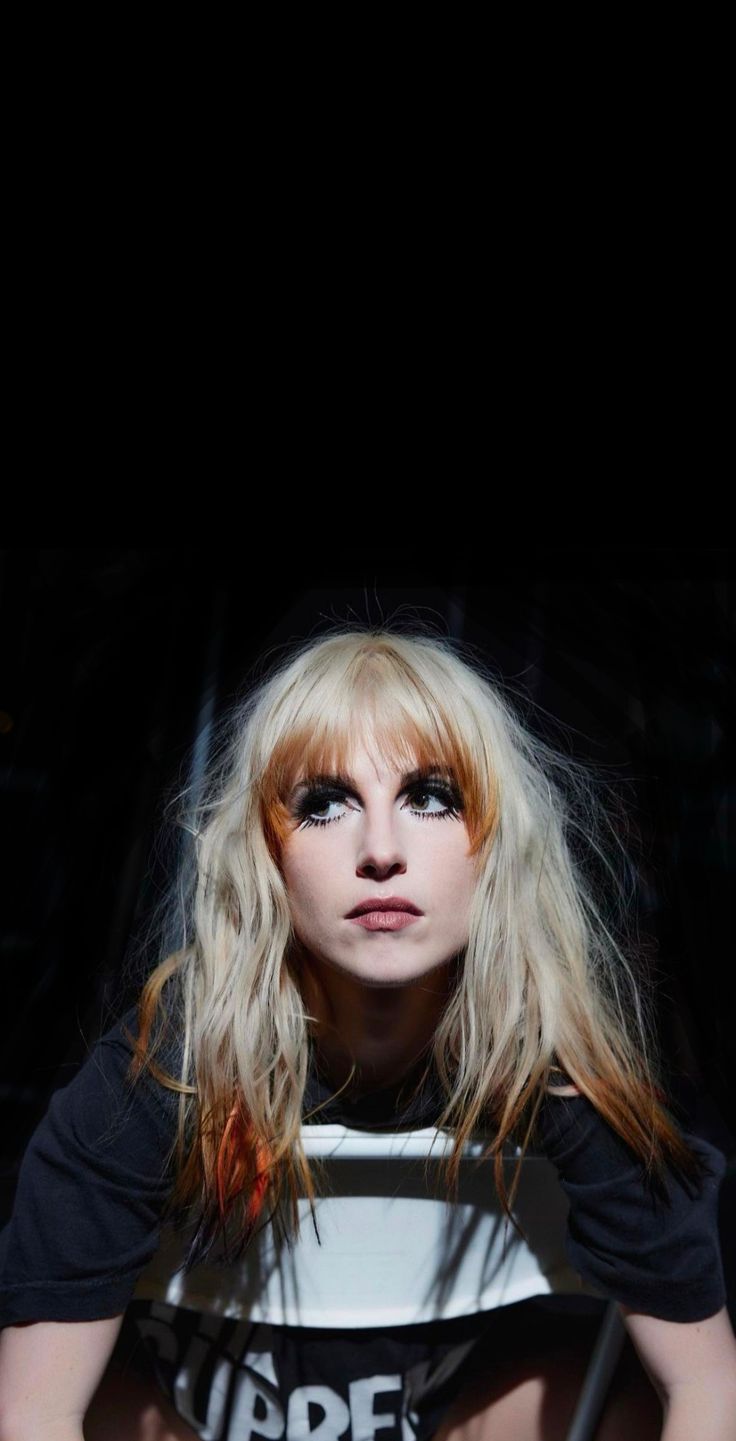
{"left": 294, "top": 782, "right": 463, "bottom": 830}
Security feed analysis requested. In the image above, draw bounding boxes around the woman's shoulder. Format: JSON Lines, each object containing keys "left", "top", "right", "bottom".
{"left": 0, "top": 999, "right": 182, "bottom": 1328}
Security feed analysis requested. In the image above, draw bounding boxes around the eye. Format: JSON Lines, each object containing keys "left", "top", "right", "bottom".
{"left": 409, "top": 786, "right": 456, "bottom": 818}
{"left": 295, "top": 791, "right": 347, "bottom": 828}
{"left": 292, "top": 781, "right": 463, "bottom": 830}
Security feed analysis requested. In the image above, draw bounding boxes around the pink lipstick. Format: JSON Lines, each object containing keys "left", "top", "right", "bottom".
{"left": 348, "top": 911, "right": 421, "bottom": 930}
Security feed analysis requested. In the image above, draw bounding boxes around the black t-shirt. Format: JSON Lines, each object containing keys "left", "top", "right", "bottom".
{"left": 0, "top": 1004, "right": 728, "bottom": 1330}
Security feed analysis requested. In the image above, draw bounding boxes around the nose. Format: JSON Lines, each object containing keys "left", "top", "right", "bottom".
{"left": 354, "top": 801, "right": 408, "bottom": 880}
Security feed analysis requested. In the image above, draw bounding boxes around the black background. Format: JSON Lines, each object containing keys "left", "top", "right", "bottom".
{"left": 1, "top": 548, "right": 733, "bottom": 1247}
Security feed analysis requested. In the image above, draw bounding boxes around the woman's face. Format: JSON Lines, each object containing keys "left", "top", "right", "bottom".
{"left": 280, "top": 738, "right": 478, "bottom": 989}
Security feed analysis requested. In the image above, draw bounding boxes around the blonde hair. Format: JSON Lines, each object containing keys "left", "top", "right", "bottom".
{"left": 121, "top": 620, "right": 710, "bottom": 1270}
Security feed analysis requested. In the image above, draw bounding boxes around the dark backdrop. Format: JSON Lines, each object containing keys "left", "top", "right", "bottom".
{"left": 1, "top": 548, "right": 733, "bottom": 1257}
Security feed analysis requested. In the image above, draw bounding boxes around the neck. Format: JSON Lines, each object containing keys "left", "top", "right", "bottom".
{"left": 297, "top": 951, "right": 456, "bottom": 1099}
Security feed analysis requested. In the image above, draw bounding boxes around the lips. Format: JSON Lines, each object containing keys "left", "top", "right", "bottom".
{"left": 345, "top": 896, "right": 423, "bottom": 918}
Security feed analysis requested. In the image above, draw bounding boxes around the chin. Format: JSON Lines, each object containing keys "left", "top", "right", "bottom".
{"left": 351, "top": 959, "right": 440, "bottom": 988}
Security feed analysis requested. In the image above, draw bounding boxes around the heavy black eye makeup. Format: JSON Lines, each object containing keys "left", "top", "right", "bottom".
{"left": 288, "top": 768, "right": 465, "bottom": 831}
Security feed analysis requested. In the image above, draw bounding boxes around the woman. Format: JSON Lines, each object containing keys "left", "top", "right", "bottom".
{"left": 0, "top": 624, "right": 733, "bottom": 1441}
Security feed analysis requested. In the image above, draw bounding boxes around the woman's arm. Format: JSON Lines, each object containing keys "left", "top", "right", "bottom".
{"left": 619, "top": 1303, "right": 736, "bottom": 1440}
{"left": 0, "top": 1314, "right": 125, "bottom": 1441}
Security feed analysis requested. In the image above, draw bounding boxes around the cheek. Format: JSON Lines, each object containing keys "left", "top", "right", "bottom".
{"left": 431, "top": 824, "right": 476, "bottom": 876}
{"left": 280, "top": 828, "right": 312, "bottom": 877}
{"left": 281, "top": 840, "right": 329, "bottom": 912}
{"left": 279, "top": 842, "right": 309, "bottom": 906}
{"left": 427, "top": 834, "right": 474, "bottom": 900}
{"left": 443, "top": 840, "right": 479, "bottom": 914}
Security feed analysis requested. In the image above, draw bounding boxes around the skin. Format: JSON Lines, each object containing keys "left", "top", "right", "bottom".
{"left": 279, "top": 738, "right": 479, "bottom": 1098}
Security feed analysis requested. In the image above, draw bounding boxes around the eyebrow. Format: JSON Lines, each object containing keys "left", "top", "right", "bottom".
{"left": 288, "top": 763, "right": 457, "bottom": 801}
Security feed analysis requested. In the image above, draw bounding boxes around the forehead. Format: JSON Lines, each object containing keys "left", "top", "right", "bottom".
{"left": 288, "top": 759, "right": 455, "bottom": 804}
{"left": 287, "top": 723, "right": 448, "bottom": 787}
{"left": 333, "top": 746, "right": 442, "bottom": 783}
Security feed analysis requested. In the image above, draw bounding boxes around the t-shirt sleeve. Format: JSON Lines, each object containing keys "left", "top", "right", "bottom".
{"left": 534, "top": 1087, "right": 728, "bottom": 1322}
{"left": 0, "top": 1004, "right": 182, "bottom": 1327}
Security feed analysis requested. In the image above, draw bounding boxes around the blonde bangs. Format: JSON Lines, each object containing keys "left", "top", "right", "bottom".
{"left": 257, "top": 637, "right": 498, "bottom": 860}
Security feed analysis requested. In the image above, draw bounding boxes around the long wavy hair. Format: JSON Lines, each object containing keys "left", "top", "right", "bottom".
{"left": 118, "top": 620, "right": 712, "bottom": 1272}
